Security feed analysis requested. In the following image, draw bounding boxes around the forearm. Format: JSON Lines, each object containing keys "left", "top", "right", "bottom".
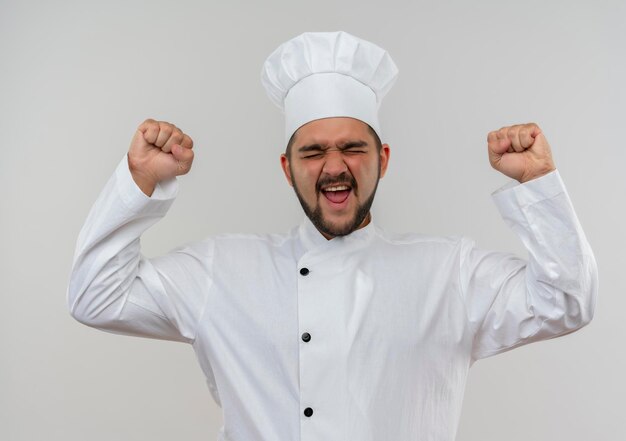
{"left": 494, "top": 169, "right": 597, "bottom": 321}
{"left": 67, "top": 155, "right": 177, "bottom": 327}
{"left": 463, "top": 169, "right": 598, "bottom": 360}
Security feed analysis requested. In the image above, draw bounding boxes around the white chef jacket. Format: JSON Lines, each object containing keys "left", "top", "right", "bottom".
{"left": 67, "top": 154, "right": 598, "bottom": 441}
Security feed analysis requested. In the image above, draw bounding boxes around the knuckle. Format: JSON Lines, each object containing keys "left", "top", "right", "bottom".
{"left": 184, "top": 135, "right": 194, "bottom": 148}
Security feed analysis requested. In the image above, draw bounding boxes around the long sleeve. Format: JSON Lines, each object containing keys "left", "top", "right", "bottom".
{"left": 67, "top": 154, "right": 213, "bottom": 344}
{"left": 460, "top": 169, "right": 598, "bottom": 362}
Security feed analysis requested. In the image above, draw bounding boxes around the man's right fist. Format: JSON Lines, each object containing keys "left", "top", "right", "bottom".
{"left": 127, "top": 119, "right": 195, "bottom": 196}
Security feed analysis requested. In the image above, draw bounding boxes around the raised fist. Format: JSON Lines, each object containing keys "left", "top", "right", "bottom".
{"left": 487, "top": 123, "right": 556, "bottom": 183}
{"left": 127, "top": 119, "right": 195, "bottom": 196}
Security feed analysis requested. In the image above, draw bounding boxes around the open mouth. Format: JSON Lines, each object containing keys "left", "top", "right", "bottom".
{"left": 321, "top": 185, "right": 352, "bottom": 204}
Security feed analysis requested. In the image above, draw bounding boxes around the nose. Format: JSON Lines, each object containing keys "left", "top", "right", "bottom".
{"left": 321, "top": 149, "right": 348, "bottom": 176}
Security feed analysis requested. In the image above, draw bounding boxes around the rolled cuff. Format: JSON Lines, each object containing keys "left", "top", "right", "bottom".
{"left": 114, "top": 154, "right": 178, "bottom": 213}
{"left": 491, "top": 169, "right": 565, "bottom": 214}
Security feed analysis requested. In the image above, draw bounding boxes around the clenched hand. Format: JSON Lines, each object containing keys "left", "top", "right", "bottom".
{"left": 127, "top": 119, "right": 195, "bottom": 196}
{"left": 487, "top": 123, "right": 556, "bottom": 183}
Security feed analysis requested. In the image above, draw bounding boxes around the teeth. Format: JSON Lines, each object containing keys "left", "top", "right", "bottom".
{"left": 324, "top": 185, "right": 350, "bottom": 192}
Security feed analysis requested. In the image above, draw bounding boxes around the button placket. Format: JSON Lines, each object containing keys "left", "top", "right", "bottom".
{"left": 297, "top": 259, "right": 322, "bottom": 435}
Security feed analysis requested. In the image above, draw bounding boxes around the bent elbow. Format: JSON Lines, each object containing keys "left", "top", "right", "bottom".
{"left": 581, "top": 269, "right": 598, "bottom": 327}
{"left": 564, "top": 256, "right": 598, "bottom": 330}
{"left": 67, "top": 281, "right": 90, "bottom": 326}
{"left": 68, "top": 301, "right": 95, "bottom": 327}
{"left": 68, "top": 297, "right": 123, "bottom": 330}
{"left": 581, "top": 256, "right": 599, "bottom": 327}
{"left": 66, "top": 283, "right": 115, "bottom": 329}
{"left": 576, "top": 299, "right": 595, "bottom": 329}
{"left": 67, "top": 290, "right": 98, "bottom": 328}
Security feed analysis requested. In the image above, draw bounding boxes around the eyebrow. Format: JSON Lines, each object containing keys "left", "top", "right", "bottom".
{"left": 297, "top": 140, "right": 369, "bottom": 153}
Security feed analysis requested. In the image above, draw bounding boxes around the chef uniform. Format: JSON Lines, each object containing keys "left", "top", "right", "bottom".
{"left": 67, "top": 31, "right": 598, "bottom": 441}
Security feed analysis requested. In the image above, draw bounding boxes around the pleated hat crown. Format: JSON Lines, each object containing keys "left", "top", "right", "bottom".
{"left": 261, "top": 31, "right": 399, "bottom": 143}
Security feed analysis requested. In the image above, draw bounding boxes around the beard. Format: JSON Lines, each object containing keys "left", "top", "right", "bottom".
{"left": 290, "top": 162, "right": 381, "bottom": 238}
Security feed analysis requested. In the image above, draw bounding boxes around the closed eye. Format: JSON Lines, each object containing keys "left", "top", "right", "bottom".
{"left": 303, "top": 153, "right": 323, "bottom": 159}
{"left": 297, "top": 140, "right": 369, "bottom": 159}
{"left": 302, "top": 150, "right": 364, "bottom": 159}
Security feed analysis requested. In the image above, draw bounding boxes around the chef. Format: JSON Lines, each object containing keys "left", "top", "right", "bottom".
{"left": 67, "top": 31, "right": 598, "bottom": 441}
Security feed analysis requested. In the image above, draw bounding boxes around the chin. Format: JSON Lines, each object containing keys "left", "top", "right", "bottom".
{"left": 321, "top": 221, "right": 356, "bottom": 237}
{"left": 316, "top": 212, "right": 365, "bottom": 237}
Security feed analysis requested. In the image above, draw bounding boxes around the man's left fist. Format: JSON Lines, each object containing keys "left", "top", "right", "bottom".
{"left": 487, "top": 123, "right": 556, "bottom": 183}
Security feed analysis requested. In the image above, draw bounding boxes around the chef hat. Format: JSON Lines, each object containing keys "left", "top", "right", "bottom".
{"left": 261, "top": 31, "right": 399, "bottom": 144}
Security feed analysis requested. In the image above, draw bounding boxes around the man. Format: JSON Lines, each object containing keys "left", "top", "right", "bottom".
{"left": 67, "top": 31, "right": 597, "bottom": 441}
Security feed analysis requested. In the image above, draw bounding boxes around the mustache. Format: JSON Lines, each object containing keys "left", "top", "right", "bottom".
{"left": 316, "top": 173, "right": 357, "bottom": 193}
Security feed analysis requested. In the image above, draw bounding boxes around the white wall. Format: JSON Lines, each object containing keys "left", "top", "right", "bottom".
{"left": 1, "top": 0, "right": 624, "bottom": 439}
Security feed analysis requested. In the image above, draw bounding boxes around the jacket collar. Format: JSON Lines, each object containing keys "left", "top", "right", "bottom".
{"left": 297, "top": 214, "right": 376, "bottom": 259}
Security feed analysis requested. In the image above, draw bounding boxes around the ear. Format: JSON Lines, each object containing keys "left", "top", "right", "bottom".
{"left": 379, "top": 143, "right": 391, "bottom": 178}
{"left": 280, "top": 153, "right": 293, "bottom": 186}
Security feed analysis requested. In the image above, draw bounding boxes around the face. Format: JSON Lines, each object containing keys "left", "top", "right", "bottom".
{"left": 280, "top": 117, "right": 390, "bottom": 239}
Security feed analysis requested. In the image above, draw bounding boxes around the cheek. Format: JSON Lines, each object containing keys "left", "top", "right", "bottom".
{"left": 351, "top": 161, "right": 379, "bottom": 189}
{"left": 292, "top": 165, "right": 321, "bottom": 193}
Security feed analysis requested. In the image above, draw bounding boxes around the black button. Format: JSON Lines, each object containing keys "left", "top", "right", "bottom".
{"left": 300, "top": 267, "right": 309, "bottom": 276}
{"left": 304, "top": 407, "right": 313, "bottom": 417}
{"left": 301, "top": 332, "right": 311, "bottom": 342}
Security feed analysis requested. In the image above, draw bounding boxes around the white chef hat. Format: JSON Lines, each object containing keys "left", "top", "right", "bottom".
{"left": 261, "top": 31, "right": 399, "bottom": 144}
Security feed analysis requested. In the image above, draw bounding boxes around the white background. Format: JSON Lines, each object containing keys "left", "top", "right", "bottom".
{"left": 1, "top": 0, "right": 624, "bottom": 439}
